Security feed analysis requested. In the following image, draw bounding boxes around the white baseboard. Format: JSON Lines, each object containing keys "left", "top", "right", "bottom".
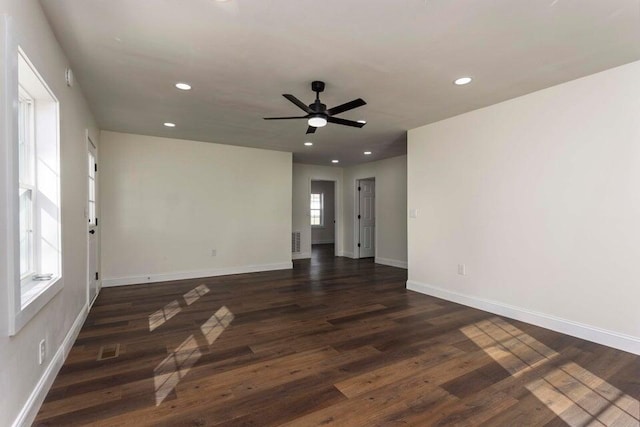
{"left": 292, "top": 253, "right": 311, "bottom": 260}
{"left": 103, "top": 262, "right": 293, "bottom": 287}
{"left": 311, "top": 239, "right": 335, "bottom": 245}
{"left": 375, "top": 257, "right": 408, "bottom": 269}
{"left": 12, "top": 304, "right": 88, "bottom": 427}
{"left": 341, "top": 251, "right": 354, "bottom": 258}
{"left": 406, "top": 280, "right": 640, "bottom": 356}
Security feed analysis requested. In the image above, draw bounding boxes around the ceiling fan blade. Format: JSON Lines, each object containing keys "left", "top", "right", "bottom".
{"left": 327, "top": 116, "right": 366, "bottom": 128}
{"left": 283, "top": 94, "right": 311, "bottom": 113}
{"left": 327, "top": 98, "right": 366, "bottom": 116}
{"left": 306, "top": 126, "right": 317, "bottom": 134}
{"left": 263, "top": 115, "right": 308, "bottom": 120}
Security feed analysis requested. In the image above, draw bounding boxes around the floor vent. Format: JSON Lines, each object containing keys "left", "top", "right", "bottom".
{"left": 97, "top": 343, "right": 120, "bottom": 361}
{"left": 292, "top": 231, "right": 301, "bottom": 253}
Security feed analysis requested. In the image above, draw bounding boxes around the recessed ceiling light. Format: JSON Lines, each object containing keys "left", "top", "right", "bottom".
{"left": 454, "top": 77, "right": 472, "bottom": 86}
{"left": 357, "top": 120, "right": 367, "bottom": 124}
{"left": 175, "top": 82, "right": 191, "bottom": 90}
{"left": 163, "top": 122, "right": 176, "bottom": 127}
{"left": 331, "top": 160, "right": 339, "bottom": 164}
{"left": 304, "top": 142, "right": 313, "bottom": 146}
{"left": 364, "top": 151, "right": 372, "bottom": 155}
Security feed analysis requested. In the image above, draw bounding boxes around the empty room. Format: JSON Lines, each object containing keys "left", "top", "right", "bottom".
{"left": 1, "top": 1, "right": 639, "bottom": 426}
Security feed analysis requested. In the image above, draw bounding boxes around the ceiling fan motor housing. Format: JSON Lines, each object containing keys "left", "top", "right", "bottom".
{"left": 310, "top": 102, "right": 327, "bottom": 114}
{"left": 311, "top": 80, "right": 325, "bottom": 93}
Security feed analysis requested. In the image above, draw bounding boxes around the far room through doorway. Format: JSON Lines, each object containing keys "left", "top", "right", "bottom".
{"left": 310, "top": 180, "right": 336, "bottom": 261}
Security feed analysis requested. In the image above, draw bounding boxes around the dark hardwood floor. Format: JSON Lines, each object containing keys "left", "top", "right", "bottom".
{"left": 35, "top": 244, "right": 639, "bottom": 426}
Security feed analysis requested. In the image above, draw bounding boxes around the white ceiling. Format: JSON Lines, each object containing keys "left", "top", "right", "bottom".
{"left": 40, "top": 0, "right": 640, "bottom": 166}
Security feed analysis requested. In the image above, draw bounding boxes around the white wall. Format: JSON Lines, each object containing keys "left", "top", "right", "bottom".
{"left": 100, "top": 131, "right": 292, "bottom": 285}
{"left": 292, "top": 163, "right": 343, "bottom": 259}
{"left": 408, "top": 61, "right": 640, "bottom": 354}
{"left": 311, "top": 180, "right": 335, "bottom": 244}
{"left": 0, "top": 1, "right": 100, "bottom": 425}
{"left": 343, "top": 156, "right": 408, "bottom": 267}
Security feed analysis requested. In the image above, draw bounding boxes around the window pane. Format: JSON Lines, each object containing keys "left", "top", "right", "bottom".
{"left": 89, "top": 201, "right": 95, "bottom": 225}
{"left": 89, "top": 177, "right": 95, "bottom": 201}
{"left": 18, "top": 94, "right": 34, "bottom": 185}
{"left": 19, "top": 188, "right": 32, "bottom": 277}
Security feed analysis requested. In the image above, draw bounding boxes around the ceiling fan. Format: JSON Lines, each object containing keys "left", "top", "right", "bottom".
{"left": 264, "top": 81, "right": 366, "bottom": 134}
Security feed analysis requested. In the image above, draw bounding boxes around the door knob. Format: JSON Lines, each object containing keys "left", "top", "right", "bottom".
{"left": 89, "top": 229, "right": 95, "bottom": 234}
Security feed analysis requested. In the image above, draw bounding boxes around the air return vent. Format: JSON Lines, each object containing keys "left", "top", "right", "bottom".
{"left": 97, "top": 343, "right": 120, "bottom": 361}
{"left": 291, "top": 232, "right": 301, "bottom": 253}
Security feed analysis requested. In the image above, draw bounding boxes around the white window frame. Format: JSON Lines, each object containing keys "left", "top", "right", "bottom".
{"left": 310, "top": 193, "right": 324, "bottom": 227}
{"left": 3, "top": 42, "right": 63, "bottom": 335}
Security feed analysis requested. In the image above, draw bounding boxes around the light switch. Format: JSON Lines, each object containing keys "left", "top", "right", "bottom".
{"left": 409, "top": 208, "right": 419, "bottom": 218}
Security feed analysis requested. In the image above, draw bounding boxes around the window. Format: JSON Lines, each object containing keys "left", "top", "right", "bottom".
{"left": 310, "top": 193, "right": 324, "bottom": 226}
{"left": 9, "top": 47, "right": 62, "bottom": 334}
{"left": 18, "top": 89, "right": 35, "bottom": 279}
{"left": 88, "top": 151, "right": 96, "bottom": 225}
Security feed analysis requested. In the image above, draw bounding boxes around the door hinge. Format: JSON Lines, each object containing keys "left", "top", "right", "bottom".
{"left": 357, "top": 214, "right": 361, "bottom": 219}
{"left": 94, "top": 163, "right": 98, "bottom": 172}
{"left": 95, "top": 272, "right": 99, "bottom": 280}
{"left": 357, "top": 243, "right": 361, "bottom": 248}
{"left": 95, "top": 217, "right": 98, "bottom": 226}
{"left": 358, "top": 186, "right": 361, "bottom": 191}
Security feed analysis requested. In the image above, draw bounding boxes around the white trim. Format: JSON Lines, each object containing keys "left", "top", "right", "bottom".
{"left": 406, "top": 280, "right": 640, "bottom": 356}
{"left": 311, "top": 239, "right": 335, "bottom": 245}
{"left": 102, "top": 262, "right": 293, "bottom": 287}
{"left": 292, "top": 252, "right": 311, "bottom": 260}
{"left": 341, "top": 251, "right": 355, "bottom": 258}
{"left": 12, "top": 303, "right": 88, "bottom": 427}
{"left": 375, "top": 257, "right": 408, "bottom": 269}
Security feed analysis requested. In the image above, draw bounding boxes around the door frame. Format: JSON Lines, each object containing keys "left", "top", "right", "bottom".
{"left": 354, "top": 177, "right": 376, "bottom": 259}
{"left": 308, "top": 178, "right": 340, "bottom": 257}
{"left": 86, "top": 130, "right": 100, "bottom": 309}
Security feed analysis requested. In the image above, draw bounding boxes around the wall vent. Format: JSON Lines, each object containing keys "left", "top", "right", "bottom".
{"left": 291, "top": 232, "right": 301, "bottom": 253}
{"left": 97, "top": 343, "right": 120, "bottom": 361}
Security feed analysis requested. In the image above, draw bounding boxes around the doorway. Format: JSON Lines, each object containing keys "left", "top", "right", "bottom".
{"left": 310, "top": 180, "right": 336, "bottom": 260}
{"left": 357, "top": 178, "right": 375, "bottom": 258}
{"left": 87, "top": 135, "right": 99, "bottom": 307}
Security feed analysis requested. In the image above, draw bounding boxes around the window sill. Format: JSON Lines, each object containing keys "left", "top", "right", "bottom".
{"left": 312, "top": 225, "right": 326, "bottom": 229}
{"left": 12, "top": 275, "right": 63, "bottom": 335}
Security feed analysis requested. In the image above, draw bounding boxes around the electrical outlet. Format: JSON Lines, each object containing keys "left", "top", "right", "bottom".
{"left": 38, "top": 339, "right": 46, "bottom": 365}
{"left": 457, "top": 264, "right": 466, "bottom": 276}
{"left": 211, "top": 249, "right": 217, "bottom": 257}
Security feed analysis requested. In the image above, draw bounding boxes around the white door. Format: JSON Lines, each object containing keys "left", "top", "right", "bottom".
{"left": 358, "top": 179, "right": 375, "bottom": 258}
{"left": 87, "top": 138, "right": 99, "bottom": 306}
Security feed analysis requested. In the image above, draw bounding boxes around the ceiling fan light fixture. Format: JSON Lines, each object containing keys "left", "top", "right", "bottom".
{"left": 308, "top": 115, "right": 327, "bottom": 128}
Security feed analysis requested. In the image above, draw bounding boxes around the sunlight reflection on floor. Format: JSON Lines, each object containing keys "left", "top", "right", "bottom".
{"left": 461, "top": 317, "right": 639, "bottom": 426}
{"left": 154, "top": 335, "right": 202, "bottom": 406}
{"left": 148, "top": 300, "right": 181, "bottom": 332}
{"left": 149, "top": 284, "right": 211, "bottom": 331}
{"left": 153, "top": 305, "right": 234, "bottom": 406}
{"left": 201, "top": 306, "right": 234, "bottom": 345}
{"left": 183, "top": 284, "right": 210, "bottom": 305}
